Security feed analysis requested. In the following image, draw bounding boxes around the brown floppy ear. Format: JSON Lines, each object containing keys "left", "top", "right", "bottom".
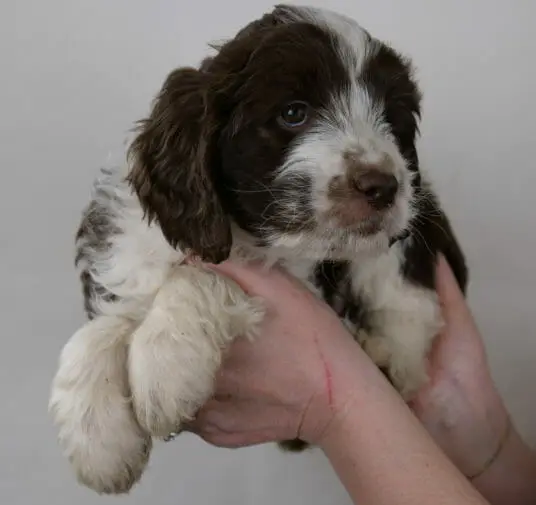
{"left": 127, "top": 68, "right": 231, "bottom": 263}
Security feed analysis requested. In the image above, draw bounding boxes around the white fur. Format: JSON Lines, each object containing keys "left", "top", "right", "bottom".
{"left": 49, "top": 316, "right": 151, "bottom": 494}
{"left": 349, "top": 242, "right": 442, "bottom": 398}
{"left": 50, "top": 171, "right": 267, "bottom": 493}
{"left": 75, "top": 165, "right": 183, "bottom": 312}
{"left": 129, "top": 264, "right": 265, "bottom": 437}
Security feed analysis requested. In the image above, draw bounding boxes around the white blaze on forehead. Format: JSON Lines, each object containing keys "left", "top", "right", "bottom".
{"left": 323, "top": 85, "right": 389, "bottom": 141}
{"left": 325, "top": 84, "right": 406, "bottom": 170}
{"left": 276, "top": 5, "right": 377, "bottom": 74}
{"left": 276, "top": 83, "right": 404, "bottom": 185}
{"left": 274, "top": 6, "right": 399, "bottom": 174}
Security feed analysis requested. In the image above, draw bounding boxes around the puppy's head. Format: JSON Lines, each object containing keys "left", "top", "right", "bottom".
{"left": 128, "top": 5, "right": 422, "bottom": 262}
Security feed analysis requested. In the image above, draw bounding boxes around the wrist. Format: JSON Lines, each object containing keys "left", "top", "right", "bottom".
{"left": 306, "top": 362, "right": 490, "bottom": 505}
{"left": 298, "top": 329, "right": 386, "bottom": 445}
{"left": 413, "top": 368, "right": 511, "bottom": 477}
{"left": 471, "top": 422, "right": 536, "bottom": 505}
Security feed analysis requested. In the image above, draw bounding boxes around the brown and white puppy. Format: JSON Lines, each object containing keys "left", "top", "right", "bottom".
{"left": 49, "top": 4, "right": 468, "bottom": 495}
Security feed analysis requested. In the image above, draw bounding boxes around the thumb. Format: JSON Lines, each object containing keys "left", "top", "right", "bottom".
{"left": 206, "top": 259, "right": 306, "bottom": 300}
{"left": 435, "top": 254, "right": 475, "bottom": 328}
{"left": 204, "top": 259, "right": 272, "bottom": 295}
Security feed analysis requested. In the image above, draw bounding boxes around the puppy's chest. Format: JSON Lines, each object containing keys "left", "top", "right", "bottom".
{"left": 309, "top": 260, "right": 372, "bottom": 336}
{"left": 234, "top": 243, "right": 384, "bottom": 336}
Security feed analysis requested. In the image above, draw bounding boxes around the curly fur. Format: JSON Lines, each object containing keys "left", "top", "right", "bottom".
{"left": 49, "top": 4, "right": 468, "bottom": 495}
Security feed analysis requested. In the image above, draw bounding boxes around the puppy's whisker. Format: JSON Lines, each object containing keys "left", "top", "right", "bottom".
{"left": 231, "top": 187, "right": 289, "bottom": 195}
{"left": 414, "top": 213, "right": 450, "bottom": 239}
{"left": 408, "top": 223, "right": 434, "bottom": 256}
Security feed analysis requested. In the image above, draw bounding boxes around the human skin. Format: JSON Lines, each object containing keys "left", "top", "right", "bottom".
{"left": 188, "top": 256, "right": 536, "bottom": 505}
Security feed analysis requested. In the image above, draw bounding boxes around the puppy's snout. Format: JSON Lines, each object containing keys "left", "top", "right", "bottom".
{"left": 353, "top": 171, "right": 399, "bottom": 209}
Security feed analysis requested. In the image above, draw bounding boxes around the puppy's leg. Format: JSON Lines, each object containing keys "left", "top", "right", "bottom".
{"left": 352, "top": 247, "right": 443, "bottom": 400}
{"left": 49, "top": 316, "right": 151, "bottom": 494}
{"left": 129, "top": 264, "right": 265, "bottom": 438}
{"left": 356, "top": 195, "right": 468, "bottom": 399}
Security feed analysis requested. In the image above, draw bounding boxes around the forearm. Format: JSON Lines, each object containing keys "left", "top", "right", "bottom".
{"left": 316, "top": 355, "right": 489, "bottom": 505}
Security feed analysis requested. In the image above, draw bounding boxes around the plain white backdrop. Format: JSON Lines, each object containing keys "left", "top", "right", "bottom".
{"left": 2, "top": 1, "right": 535, "bottom": 504}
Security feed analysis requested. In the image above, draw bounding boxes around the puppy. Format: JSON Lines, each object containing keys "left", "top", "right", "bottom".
{"left": 49, "top": 4, "right": 468, "bottom": 495}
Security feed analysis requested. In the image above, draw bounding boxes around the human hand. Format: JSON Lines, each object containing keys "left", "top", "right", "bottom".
{"left": 186, "top": 257, "right": 536, "bottom": 505}
{"left": 409, "top": 255, "right": 511, "bottom": 478}
{"left": 186, "top": 261, "right": 377, "bottom": 448}
{"left": 187, "top": 255, "right": 511, "bottom": 480}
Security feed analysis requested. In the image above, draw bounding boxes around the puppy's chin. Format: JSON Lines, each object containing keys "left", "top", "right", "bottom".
{"left": 326, "top": 198, "right": 411, "bottom": 249}
{"left": 251, "top": 195, "right": 412, "bottom": 262}
{"left": 335, "top": 214, "right": 410, "bottom": 258}
{"left": 262, "top": 226, "right": 390, "bottom": 262}
{"left": 382, "top": 208, "right": 411, "bottom": 242}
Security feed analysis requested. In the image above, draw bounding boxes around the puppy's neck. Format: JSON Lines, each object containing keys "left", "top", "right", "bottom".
{"left": 228, "top": 224, "right": 390, "bottom": 290}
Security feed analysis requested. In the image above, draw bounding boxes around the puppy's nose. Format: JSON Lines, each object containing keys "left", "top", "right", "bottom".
{"left": 354, "top": 171, "right": 399, "bottom": 209}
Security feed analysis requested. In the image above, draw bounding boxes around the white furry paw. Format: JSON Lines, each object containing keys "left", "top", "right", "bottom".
{"left": 129, "top": 265, "right": 265, "bottom": 438}
{"left": 49, "top": 317, "right": 152, "bottom": 494}
{"left": 360, "top": 332, "right": 429, "bottom": 399}
{"left": 358, "top": 309, "right": 442, "bottom": 400}
{"left": 349, "top": 248, "right": 445, "bottom": 400}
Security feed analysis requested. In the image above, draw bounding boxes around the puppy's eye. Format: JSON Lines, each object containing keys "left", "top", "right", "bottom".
{"left": 278, "top": 101, "right": 310, "bottom": 129}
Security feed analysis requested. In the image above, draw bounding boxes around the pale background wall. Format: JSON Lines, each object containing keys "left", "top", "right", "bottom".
{"left": 2, "top": 1, "right": 535, "bottom": 504}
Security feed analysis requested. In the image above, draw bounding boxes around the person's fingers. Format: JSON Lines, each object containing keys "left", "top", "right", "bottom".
{"left": 205, "top": 260, "right": 280, "bottom": 295}
{"left": 187, "top": 399, "right": 237, "bottom": 435}
{"left": 191, "top": 398, "right": 278, "bottom": 437}
{"left": 206, "top": 259, "right": 310, "bottom": 301}
{"left": 435, "top": 255, "right": 465, "bottom": 308}
{"left": 435, "top": 254, "right": 474, "bottom": 325}
{"left": 210, "top": 367, "right": 250, "bottom": 400}
{"left": 195, "top": 428, "right": 275, "bottom": 449}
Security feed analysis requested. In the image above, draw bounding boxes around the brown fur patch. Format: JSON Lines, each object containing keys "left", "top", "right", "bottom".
{"left": 127, "top": 69, "right": 232, "bottom": 263}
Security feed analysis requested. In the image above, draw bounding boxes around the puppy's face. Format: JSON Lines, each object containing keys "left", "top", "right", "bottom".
{"left": 128, "top": 5, "right": 422, "bottom": 262}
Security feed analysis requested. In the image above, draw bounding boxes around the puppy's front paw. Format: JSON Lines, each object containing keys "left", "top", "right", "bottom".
{"left": 49, "top": 317, "right": 152, "bottom": 494}
{"left": 358, "top": 307, "right": 442, "bottom": 400}
{"left": 129, "top": 265, "right": 265, "bottom": 438}
{"left": 358, "top": 329, "right": 428, "bottom": 399}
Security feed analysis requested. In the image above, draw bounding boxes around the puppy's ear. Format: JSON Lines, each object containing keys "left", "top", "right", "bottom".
{"left": 127, "top": 68, "right": 231, "bottom": 263}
